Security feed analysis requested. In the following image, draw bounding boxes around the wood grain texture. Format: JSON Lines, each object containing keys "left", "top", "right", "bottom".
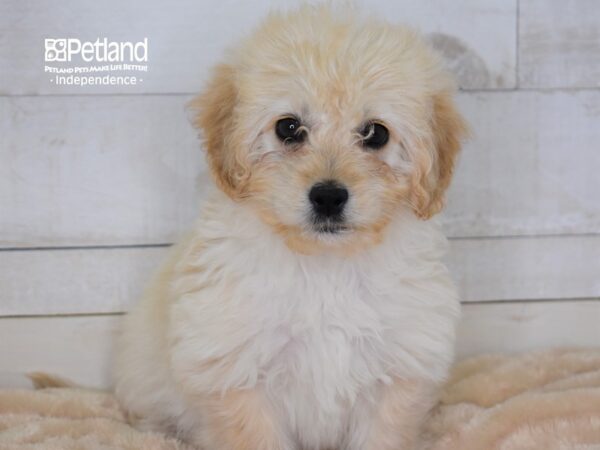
{"left": 447, "top": 90, "right": 600, "bottom": 237}
{"left": 0, "top": 314, "right": 121, "bottom": 388}
{"left": 1, "top": 300, "right": 598, "bottom": 388}
{"left": 519, "top": 0, "right": 600, "bottom": 88}
{"left": 457, "top": 300, "right": 600, "bottom": 357}
{"left": 446, "top": 235, "right": 600, "bottom": 305}
{"left": 1, "top": 235, "right": 598, "bottom": 316}
{"left": 0, "top": 95, "right": 204, "bottom": 247}
{"left": 0, "top": 247, "right": 165, "bottom": 316}
{"left": 0, "top": 1, "right": 596, "bottom": 367}
{"left": 2, "top": 90, "right": 599, "bottom": 247}
{"left": 0, "top": 0, "right": 516, "bottom": 95}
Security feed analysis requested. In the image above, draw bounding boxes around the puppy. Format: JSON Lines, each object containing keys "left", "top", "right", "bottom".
{"left": 114, "top": 4, "right": 466, "bottom": 450}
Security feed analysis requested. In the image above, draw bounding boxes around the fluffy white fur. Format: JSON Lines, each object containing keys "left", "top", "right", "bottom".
{"left": 115, "top": 189, "right": 459, "bottom": 448}
{"left": 114, "top": 5, "right": 466, "bottom": 450}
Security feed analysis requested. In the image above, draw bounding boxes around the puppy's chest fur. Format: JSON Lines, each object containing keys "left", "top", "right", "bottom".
{"left": 167, "top": 197, "right": 459, "bottom": 444}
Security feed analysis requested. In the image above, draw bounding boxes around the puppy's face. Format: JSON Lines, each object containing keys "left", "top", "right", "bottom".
{"left": 193, "top": 7, "right": 466, "bottom": 254}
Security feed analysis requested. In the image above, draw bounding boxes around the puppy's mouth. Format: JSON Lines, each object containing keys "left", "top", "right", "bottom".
{"left": 314, "top": 223, "right": 348, "bottom": 234}
{"left": 311, "top": 218, "right": 350, "bottom": 235}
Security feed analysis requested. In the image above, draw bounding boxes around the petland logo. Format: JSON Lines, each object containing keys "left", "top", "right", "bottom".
{"left": 45, "top": 38, "right": 148, "bottom": 63}
{"left": 44, "top": 38, "right": 149, "bottom": 87}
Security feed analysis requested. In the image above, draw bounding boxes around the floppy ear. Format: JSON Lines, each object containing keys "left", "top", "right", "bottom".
{"left": 189, "top": 64, "right": 248, "bottom": 197}
{"left": 410, "top": 92, "right": 467, "bottom": 219}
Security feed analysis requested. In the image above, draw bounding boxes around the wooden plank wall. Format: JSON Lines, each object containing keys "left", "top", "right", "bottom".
{"left": 1, "top": 0, "right": 599, "bottom": 388}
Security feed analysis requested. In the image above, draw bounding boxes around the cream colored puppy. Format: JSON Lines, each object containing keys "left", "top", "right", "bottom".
{"left": 114, "top": 5, "right": 466, "bottom": 450}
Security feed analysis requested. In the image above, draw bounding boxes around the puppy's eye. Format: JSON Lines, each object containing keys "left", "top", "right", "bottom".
{"left": 360, "top": 122, "right": 389, "bottom": 150}
{"left": 275, "top": 117, "right": 306, "bottom": 144}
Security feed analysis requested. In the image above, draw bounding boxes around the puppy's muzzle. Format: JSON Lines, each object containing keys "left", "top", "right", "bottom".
{"left": 309, "top": 180, "right": 349, "bottom": 231}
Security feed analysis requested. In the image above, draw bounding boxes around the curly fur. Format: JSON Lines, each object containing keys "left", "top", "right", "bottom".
{"left": 114, "top": 4, "right": 466, "bottom": 449}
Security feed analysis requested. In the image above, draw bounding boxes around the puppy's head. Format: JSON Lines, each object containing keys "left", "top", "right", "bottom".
{"left": 191, "top": 5, "right": 467, "bottom": 254}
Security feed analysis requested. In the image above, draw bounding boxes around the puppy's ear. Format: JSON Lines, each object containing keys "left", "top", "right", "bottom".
{"left": 410, "top": 92, "right": 467, "bottom": 219}
{"left": 189, "top": 64, "right": 247, "bottom": 197}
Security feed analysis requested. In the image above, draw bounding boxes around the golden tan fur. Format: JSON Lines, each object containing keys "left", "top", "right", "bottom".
{"left": 191, "top": 64, "right": 244, "bottom": 198}
{"left": 189, "top": 4, "right": 467, "bottom": 256}
{"left": 412, "top": 94, "right": 468, "bottom": 219}
{"left": 28, "top": 372, "right": 75, "bottom": 390}
{"left": 365, "top": 379, "right": 437, "bottom": 450}
{"left": 195, "top": 389, "right": 284, "bottom": 450}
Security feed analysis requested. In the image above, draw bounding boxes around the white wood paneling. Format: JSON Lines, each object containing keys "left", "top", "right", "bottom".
{"left": 1, "top": 300, "right": 598, "bottom": 388}
{"left": 368, "top": 1, "right": 517, "bottom": 89}
{"left": 446, "top": 90, "right": 600, "bottom": 237}
{"left": 447, "top": 235, "right": 600, "bottom": 304}
{"left": 0, "top": 314, "right": 121, "bottom": 388}
{"left": 457, "top": 300, "right": 600, "bottom": 357}
{"left": 1, "top": 235, "right": 598, "bottom": 316}
{"left": 0, "top": 95, "right": 204, "bottom": 248}
{"left": 2, "top": 91, "right": 599, "bottom": 247}
{"left": 0, "top": 247, "right": 165, "bottom": 316}
{"left": 0, "top": 0, "right": 516, "bottom": 95}
{"left": 0, "top": 1, "right": 597, "bottom": 370}
{"left": 519, "top": 0, "right": 600, "bottom": 88}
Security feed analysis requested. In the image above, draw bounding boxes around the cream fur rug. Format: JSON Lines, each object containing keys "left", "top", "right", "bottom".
{"left": 1, "top": 349, "right": 600, "bottom": 450}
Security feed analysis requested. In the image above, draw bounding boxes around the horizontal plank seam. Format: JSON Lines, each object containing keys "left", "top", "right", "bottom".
{"left": 448, "top": 232, "right": 600, "bottom": 241}
{"left": 1, "top": 87, "right": 600, "bottom": 98}
{"left": 464, "top": 297, "right": 600, "bottom": 306}
{"left": 0, "top": 243, "right": 172, "bottom": 252}
{"left": 0, "top": 93, "right": 194, "bottom": 99}
{"left": 2, "top": 299, "right": 598, "bottom": 319}
{"left": 2, "top": 232, "right": 600, "bottom": 252}
{"left": 0, "top": 312, "right": 125, "bottom": 319}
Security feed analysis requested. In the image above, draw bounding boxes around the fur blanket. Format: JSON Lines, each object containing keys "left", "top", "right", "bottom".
{"left": 1, "top": 349, "right": 600, "bottom": 450}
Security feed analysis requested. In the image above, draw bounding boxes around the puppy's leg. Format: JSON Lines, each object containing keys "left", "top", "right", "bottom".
{"left": 193, "top": 388, "right": 289, "bottom": 450}
{"left": 348, "top": 378, "right": 437, "bottom": 450}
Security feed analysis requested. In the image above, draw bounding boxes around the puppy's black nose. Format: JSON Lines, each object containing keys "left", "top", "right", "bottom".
{"left": 309, "top": 181, "right": 349, "bottom": 219}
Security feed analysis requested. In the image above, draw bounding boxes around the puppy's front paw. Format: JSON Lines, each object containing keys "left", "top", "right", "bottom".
{"left": 192, "top": 389, "right": 287, "bottom": 450}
